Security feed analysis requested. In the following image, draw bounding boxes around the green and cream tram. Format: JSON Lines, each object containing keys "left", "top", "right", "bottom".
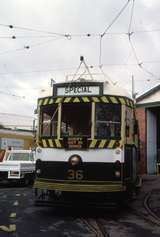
{"left": 34, "top": 79, "right": 140, "bottom": 204}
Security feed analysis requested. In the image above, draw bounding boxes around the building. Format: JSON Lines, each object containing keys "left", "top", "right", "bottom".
{"left": 0, "top": 129, "right": 34, "bottom": 149}
{"left": 0, "top": 113, "right": 35, "bottom": 161}
{"left": 136, "top": 84, "right": 160, "bottom": 174}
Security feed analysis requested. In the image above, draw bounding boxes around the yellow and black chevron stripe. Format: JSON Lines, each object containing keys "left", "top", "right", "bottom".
{"left": 38, "top": 95, "right": 134, "bottom": 108}
{"left": 88, "top": 139, "right": 121, "bottom": 149}
{"left": 38, "top": 139, "right": 63, "bottom": 148}
{"left": 38, "top": 138, "right": 121, "bottom": 149}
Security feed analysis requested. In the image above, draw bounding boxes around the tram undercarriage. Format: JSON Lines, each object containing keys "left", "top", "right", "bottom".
{"left": 34, "top": 178, "right": 141, "bottom": 207}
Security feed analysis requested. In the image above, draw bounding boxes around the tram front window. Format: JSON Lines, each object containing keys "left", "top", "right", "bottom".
{"left": 61, "top": 103, "right": 91, "bottom": 137}
{"left": 95, "top": 103, "right": 121, "bottom": 139}
{"left": 40, "top": 105, "right": 58, "bottom": 137}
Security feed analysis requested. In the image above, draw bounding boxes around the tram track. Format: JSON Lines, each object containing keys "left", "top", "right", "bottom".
{"left": 131, "top": 189, "right": 160, "bottom": 227}
{"left": 143, "top": 190, "right": 160, "bottom": 226}
{"left": 79, "top": 218, "right": 110, "bottom": 237}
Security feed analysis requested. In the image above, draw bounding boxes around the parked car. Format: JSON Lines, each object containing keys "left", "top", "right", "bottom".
{"left": 0, "top": 150, "right": 35, "bottom": 185}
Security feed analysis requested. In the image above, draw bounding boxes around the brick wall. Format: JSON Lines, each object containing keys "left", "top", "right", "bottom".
{"left": 136, "top": 107, "right": 147, "bottom": 174}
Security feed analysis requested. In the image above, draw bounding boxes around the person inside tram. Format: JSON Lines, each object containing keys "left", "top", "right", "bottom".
{"left": 96, "top": 105, "right": 121, "bottom": 138}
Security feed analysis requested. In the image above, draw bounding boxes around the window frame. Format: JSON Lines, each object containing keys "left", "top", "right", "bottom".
{"left": 39, "top": 104, "right": 58, "bottom": 138}
{"left": 94, "top": 102, "right": 122, "bottom": 140}
{"left": 60, "top": 102, "right": 92, "bottom": 138}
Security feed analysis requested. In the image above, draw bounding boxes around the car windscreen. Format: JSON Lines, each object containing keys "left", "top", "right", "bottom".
{"left": 8, "top": 153, "right": 31, "bottom": 161}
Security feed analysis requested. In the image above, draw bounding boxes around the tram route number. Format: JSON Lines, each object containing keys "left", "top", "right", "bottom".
{"left": 67, "top": 169, "right": 84, "bottom": 180}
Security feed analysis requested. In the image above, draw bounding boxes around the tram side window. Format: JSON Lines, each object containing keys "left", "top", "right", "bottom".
{"left": 40, "top": 105, "right": 58, "bottom": 137}
{"left": 95, "top": 103, "right": 121, "bottom": 139}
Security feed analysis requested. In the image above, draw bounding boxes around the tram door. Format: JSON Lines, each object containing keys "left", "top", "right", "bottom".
{"left": 147, "top": 109, "right": 157, "bottom": 174}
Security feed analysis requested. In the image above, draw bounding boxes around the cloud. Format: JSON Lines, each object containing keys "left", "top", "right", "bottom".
{"left": 0, "top": 0, "right": 159, "bottom": 116}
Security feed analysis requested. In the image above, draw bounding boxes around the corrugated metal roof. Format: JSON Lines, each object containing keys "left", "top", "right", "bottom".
{"left": 0, "top": 113, "right": 35, "bottom": 130}
{"left": 137, "top": 83, "right": 160, "bottom": 103}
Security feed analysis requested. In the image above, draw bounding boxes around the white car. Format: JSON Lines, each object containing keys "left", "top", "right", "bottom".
{"left": 0, "top": 150, "right": 35, "bottom": 185}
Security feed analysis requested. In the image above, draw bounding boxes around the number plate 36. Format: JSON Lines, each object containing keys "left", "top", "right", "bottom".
{"left": 67, "top": 169, "right": 84, "bottom": 180}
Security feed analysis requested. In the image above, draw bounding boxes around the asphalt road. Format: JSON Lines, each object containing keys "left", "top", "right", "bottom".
{"left": 0, "top": 182, "right": 160, "bottom": 237}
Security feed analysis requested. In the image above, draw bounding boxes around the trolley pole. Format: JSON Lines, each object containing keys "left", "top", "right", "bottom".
{"left": 132, "top": 75, "right": 135, "bottom": 100}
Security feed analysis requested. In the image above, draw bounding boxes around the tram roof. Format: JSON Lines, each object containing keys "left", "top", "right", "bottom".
{"left": 39, "top": 78, "right": 132, "bottom": 100}
{"left": 102, "top": 81, "right": 132, "bottom": 99}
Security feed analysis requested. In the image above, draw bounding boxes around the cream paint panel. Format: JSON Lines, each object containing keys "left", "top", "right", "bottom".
{"left": 36, "top": 148, "right": 124, "bottom": 163}
{"left": 91, "top": 102, "right": 95, "bottom": 140}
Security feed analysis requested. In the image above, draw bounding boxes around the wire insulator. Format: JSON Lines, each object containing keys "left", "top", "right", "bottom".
{"left": 24, "top": 46, "right": 30, "bottom": 49}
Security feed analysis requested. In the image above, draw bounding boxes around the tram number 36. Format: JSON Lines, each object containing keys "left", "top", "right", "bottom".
{"left": 67, "top": 169, "right": 84, "bottom": 180}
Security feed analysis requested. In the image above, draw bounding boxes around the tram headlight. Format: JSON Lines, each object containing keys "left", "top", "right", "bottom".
{"left": 36, "top": 169, "right": 41, "bottom": 174}
{"left": 115, "top": 171, "right": 121, "bottom": 178}
{"left": 69, "top": 155, "right": 82, "bottom": 166}
{"left": 115, "top": 160, "right": 121, "bottom": 178}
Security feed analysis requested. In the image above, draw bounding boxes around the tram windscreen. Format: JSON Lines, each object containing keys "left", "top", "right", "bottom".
{"left": 40, "top": 105, "right": 58, "bottom": 137}
{"left": 95, "top": 103, "right": 121, "bottom": 139}
{"left": 61, "top": 103, "right": 91, "bottom": 137}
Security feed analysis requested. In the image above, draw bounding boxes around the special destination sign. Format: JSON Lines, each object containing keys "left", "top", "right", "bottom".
{"left": 57, "top": 85, "right": 100, "bottom": 96}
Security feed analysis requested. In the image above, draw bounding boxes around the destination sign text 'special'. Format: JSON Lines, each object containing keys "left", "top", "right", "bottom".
{"left": 65, "top": 86, "right": 92, "bottom": 94}
{"left": 57, "top": 85, "right": 100, "bottom": 96}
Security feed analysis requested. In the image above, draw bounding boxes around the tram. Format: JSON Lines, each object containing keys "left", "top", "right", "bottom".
{"left": 34, "top": 78, "right": 141, "bottom": 205}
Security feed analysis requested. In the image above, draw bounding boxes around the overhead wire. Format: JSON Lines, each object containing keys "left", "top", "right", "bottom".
{"left": 127, "top": 0, "right": 139, "bottom": 63}
{"left": 0, "top": 37, "right": 64, "bottom": 56}
{"left": 0, "top": 35, "right": 61, "bottom": 39}
{"left": 0, "top": 23, "right": 66, "bottom": 37}
{"left": 128, "top": 37, "right": 140, "bottom": 65}
{"left": 101, "top": 0, "right": 131, "bottom": 37}
{"left": 126, "top": 0, "right": 157, "bottom": 81}
{"left": 138, "top": 63, "right": 160, "bottom": 80}
{"left": 134, "top": 28, "right": 160, "bottom": 34}
{"left": 0, "top": 3, "right": 159, "bottom": 86}
{"left": 99, "top": 0, "right": 131, "bottom": 68}
{"left": 0, "top": 59, "right": 160, "bottom": 77}
{"left": 0, "top": 90, "right": 25, "bottom": 99}
{"left": 128, "top": 0, "right": 135, "bottom": 34}
{"left": 1, "top": 22, "right": 160, "bottom": 38}
{"left": 128, "top": 29, "right": 159, "bottom": 80}
{"left": 97, "top": 0, "right": 160, "bottom": 86}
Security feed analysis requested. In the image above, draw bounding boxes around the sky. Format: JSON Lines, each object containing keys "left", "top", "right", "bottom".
{"left": 0, "top": 0, "right": 160, "bottom": 119}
